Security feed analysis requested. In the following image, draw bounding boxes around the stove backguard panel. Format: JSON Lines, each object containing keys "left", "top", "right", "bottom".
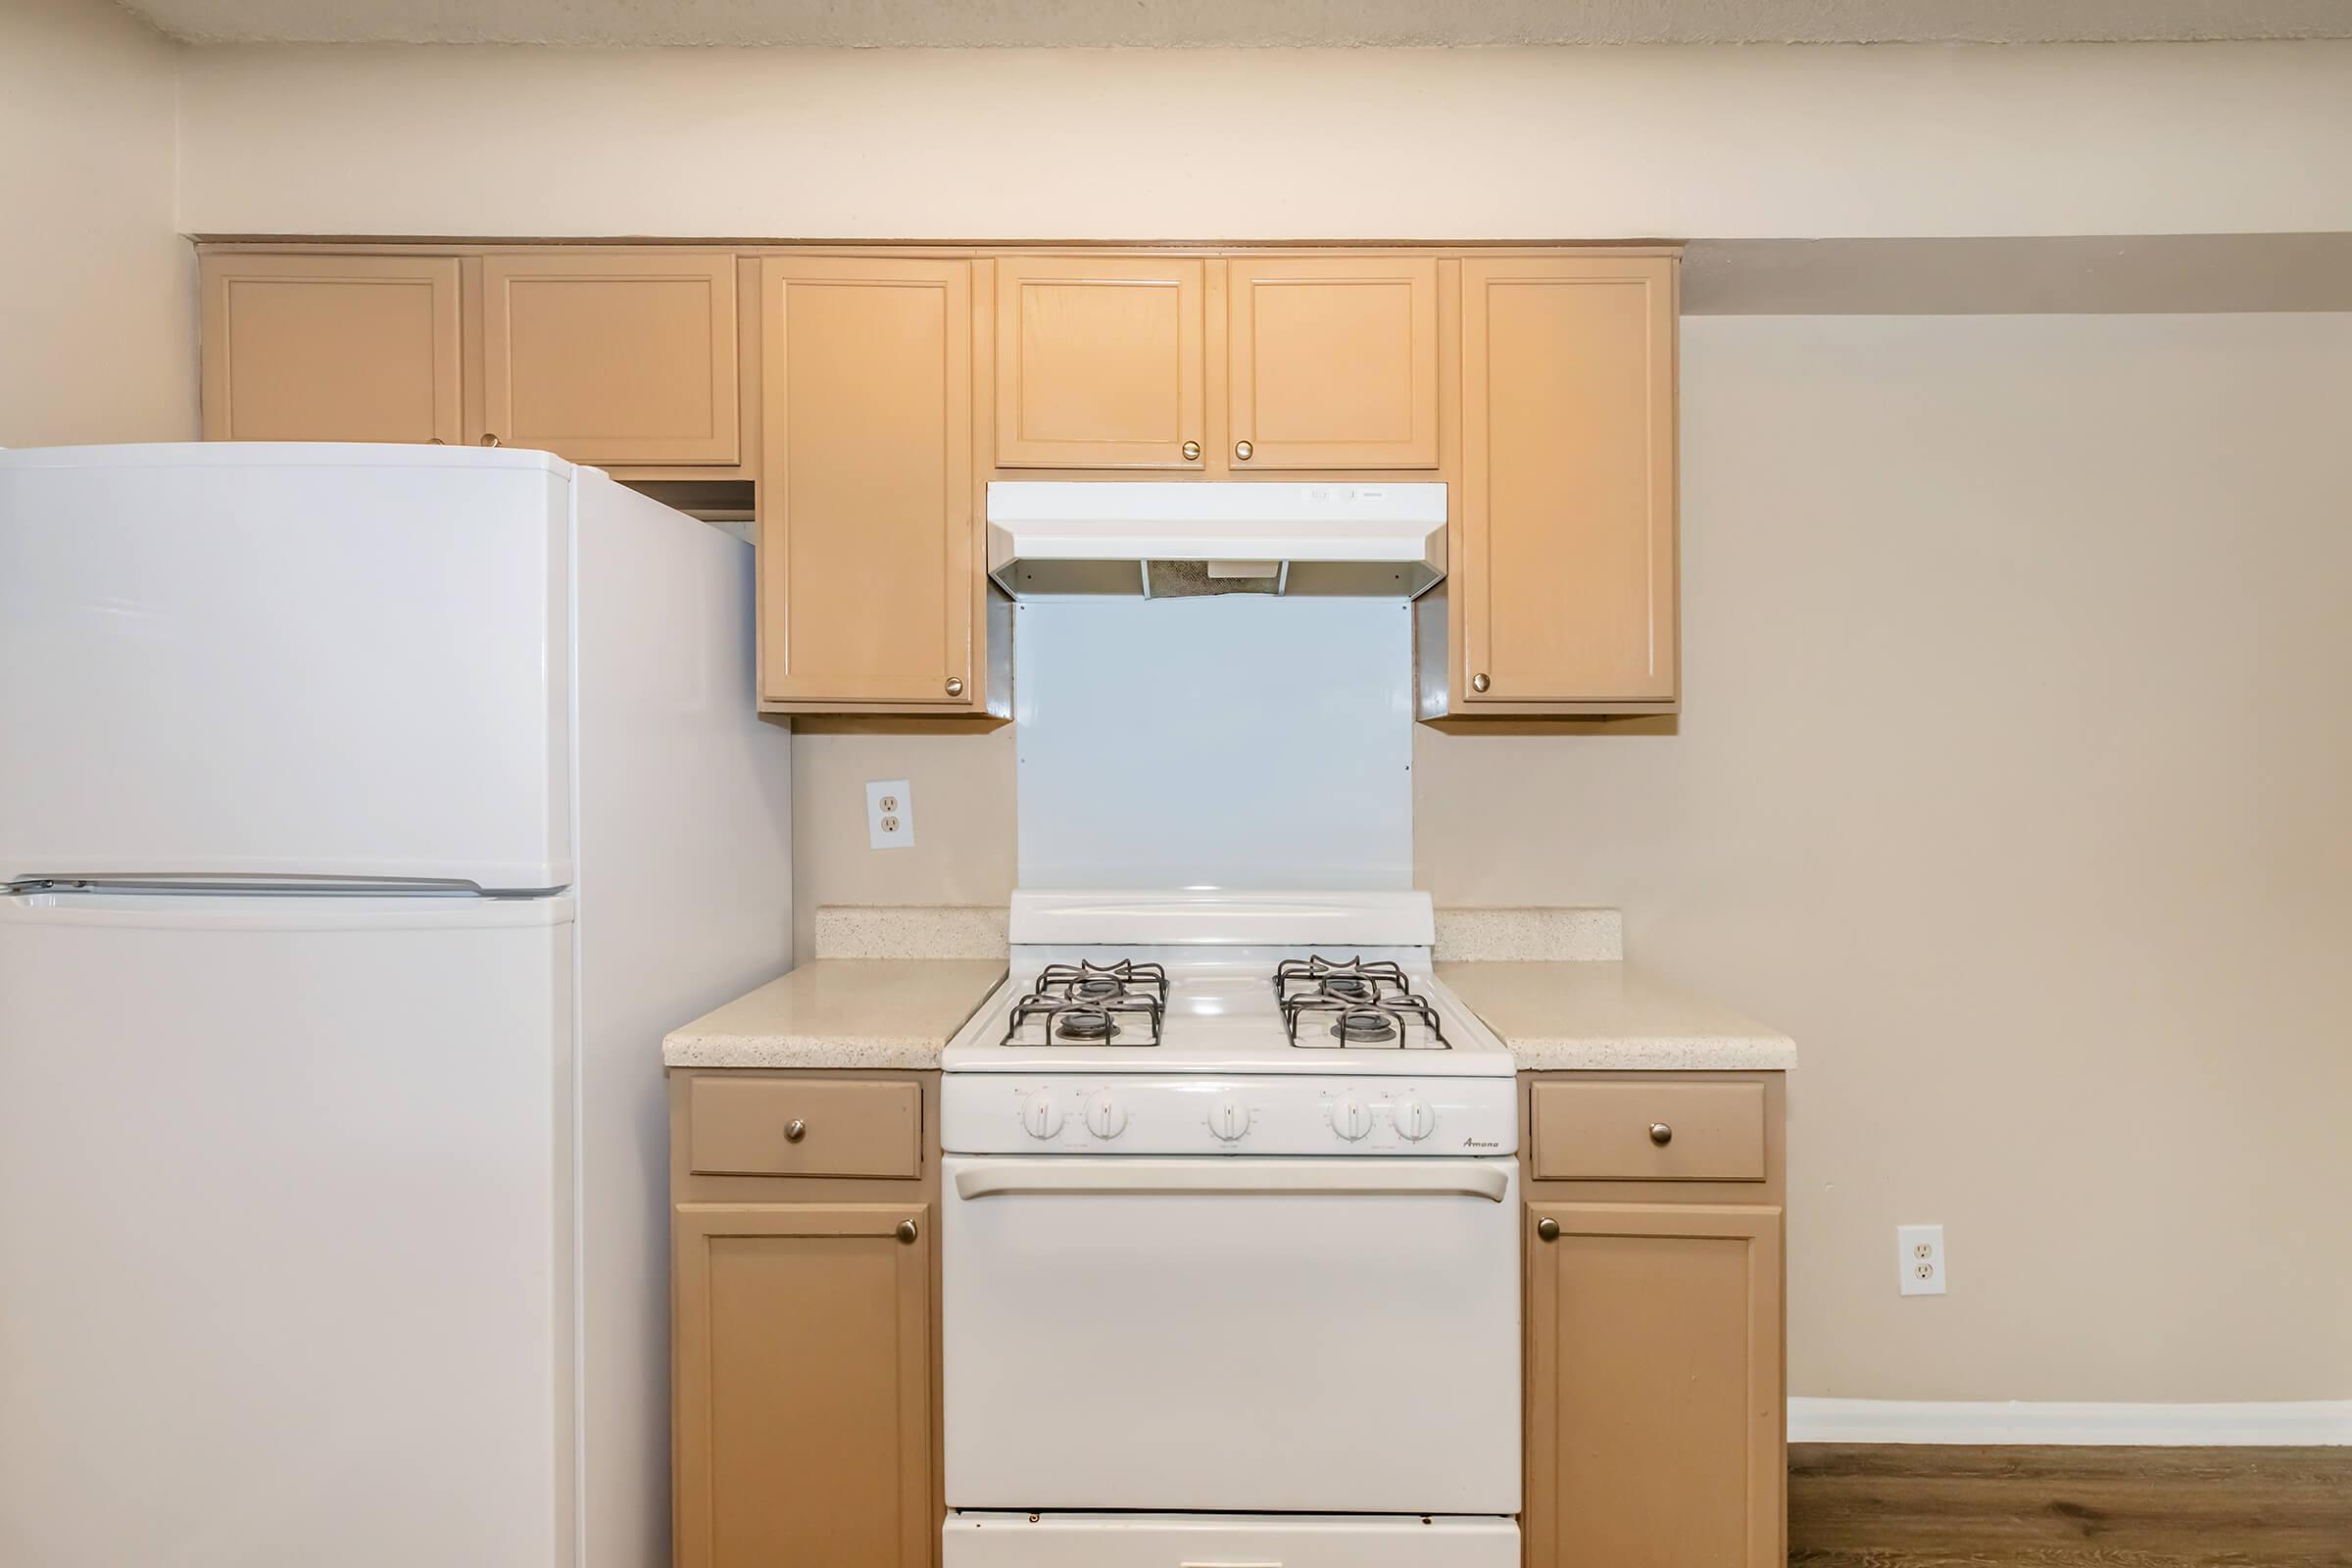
{"left": 1013, "top": 595, "right": 1412, "bottom": 891}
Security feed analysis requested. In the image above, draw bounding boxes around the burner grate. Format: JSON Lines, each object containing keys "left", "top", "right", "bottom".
{"left": 1036, "top": 958, "right": 1168, "bottom": 1006}
{"left": 1274, "top": 956, "right": 1449, "bottom": 1051}
{"left": 1002, "top": 959, "right": 1168, "bottom": 1048}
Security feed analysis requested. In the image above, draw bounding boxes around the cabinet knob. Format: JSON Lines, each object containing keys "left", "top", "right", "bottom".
{"left": 1649, "top": 1122, "right": 1674, "bottom": 1147}
{"left": 1536, "top": 1216, "right": 1560, "bottom": 1243}
{"left": 1182, "top": 440, "right": 1201, "bottom": 461}
{"left": 785, "top": 1118, "right": 807, "bottom": 1143}
{"left": 1234, "top": 440, "right": 1253, "bottom": 462}
{"left": 1471, "top": 672, "right": 1492, "bottom": 693}
{"left": 479, "top": 433, "right": 501, "bottom": 448}
{"left": 896, "top": 1219, "right": 919, "bottom": 1245}
{"left": 945, "top": 676, "right": 965, "bottom": 697}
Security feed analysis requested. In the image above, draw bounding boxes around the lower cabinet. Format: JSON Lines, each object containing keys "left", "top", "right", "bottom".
{"left": 1524, "top": 1202, "right": 1784, "bottom": 1568}
{"left": 1522, "top": 1072, "right": 1788, "bottom": 1568}
{"left": 667, "top": 1069, "right": 1784, "bottom": 1568}
{"left": 670, "top": 1070, "right": 941, "bottom": 1568}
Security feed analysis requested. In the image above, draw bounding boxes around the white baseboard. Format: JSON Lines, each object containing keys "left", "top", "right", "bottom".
{"left": 1788, "top": 1397, "right": 2352, "bottom": 1446}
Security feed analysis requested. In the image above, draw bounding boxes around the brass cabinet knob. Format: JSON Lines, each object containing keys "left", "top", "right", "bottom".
{"left": 896, "top": 1219, "right": 919, "bottom": 1245}
{"left": 480, "top": 433, "right": 501, "bottom": 448}
{"left": 1649, "top": 1122, "right": 1674, "bottom": 1147}
{"left": 1182, "top": 440, "right": 1201, "bottom": 461}
{"left": 945, "top": 676, "right": 965, "bottom": 697}
{"left": 1471, "top": 672, "right": 1492, "bottom": 693}
{"left": 1536, "top": 1217, "right": 1560, "bottom": 1243}
{"left": 785, "top": 1118, "right": 807, "bottom": 1143}
{"left": 1234, "top": 440, "right": 1253, "bottom": 462}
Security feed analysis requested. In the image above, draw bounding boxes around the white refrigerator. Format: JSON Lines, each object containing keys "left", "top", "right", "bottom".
{"left": 0, "top": 445, "right": 793, "bottom": 1568}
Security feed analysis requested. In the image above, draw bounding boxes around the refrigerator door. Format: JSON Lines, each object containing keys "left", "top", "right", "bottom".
{"left": 0, "top": 891, "right": 577, "bottom": 1568}
{"left": 0, "top": 444, "right": 574, "bottom": 890}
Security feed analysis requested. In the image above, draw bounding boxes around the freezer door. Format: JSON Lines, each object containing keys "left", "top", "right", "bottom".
{"left": 0, "top": 891, "right": 577, "bottom": 1568}
{"left": 0, "top": 445, "right": 573, "bottom": 889}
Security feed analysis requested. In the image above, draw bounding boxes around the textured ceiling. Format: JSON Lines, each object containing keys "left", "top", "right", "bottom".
{"left": 114, "top": 0, "right": 2352, "bottom": 47}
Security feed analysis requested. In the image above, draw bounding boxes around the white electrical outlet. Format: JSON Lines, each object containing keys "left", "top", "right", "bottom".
{"left": 1897, "top": 1224, "right": 1946, "bottom": 1296}
{"left": 866, "top": 779, "right": 914, "bottom": 851}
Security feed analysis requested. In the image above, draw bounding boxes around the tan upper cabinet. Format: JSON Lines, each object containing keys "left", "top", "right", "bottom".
{"left": 758, "top": 256, "right": 982, "bottom": 710}
{"left": 1454, "top": 255, "right": 1679, "bottom": 711}
{"left": 478, "top": 250, "right": 740, "bottom": 466}
{"left": 671, "top": 1200, "right": 933, "bottom": 1568}
{"left": 1225, "top": 256, "right": 1439, "bottom": 469}
{"left": 194, "top": 241, "right": 1686, "bottom": 720}
{"left": 200, "top": 254, "right": 463, "bottom": 445}
{"left": 1525, "top": 1201, "right": 1785, "bottom": 1568}
{"left": 994, "top": 257, "right": 1206, "bottom": 469}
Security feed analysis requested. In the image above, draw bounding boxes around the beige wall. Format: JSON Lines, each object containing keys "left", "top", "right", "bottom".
{"left": 0, "top": 0, "right": 194, "bottom": 445}
{"left": 1420, "top": 313, "right": 2352, "bottom": 1399}
{"left": 173, "top": 42, "right": 2352, "bottom": 240}
{"left": 788, "top": 721, "right": 1016, "bottom": 964}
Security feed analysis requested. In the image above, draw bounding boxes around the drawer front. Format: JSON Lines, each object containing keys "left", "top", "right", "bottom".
{"left": 687, "top": 1077, "right": 921, "bottom": 1179}
{"left": 1531, "top": 1080, "right": 1765, "bottom": 1182}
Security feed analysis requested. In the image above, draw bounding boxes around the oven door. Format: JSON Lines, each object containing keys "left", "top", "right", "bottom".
{"left": 942, "top": 1155, "right": 1520, "bottom": 1514}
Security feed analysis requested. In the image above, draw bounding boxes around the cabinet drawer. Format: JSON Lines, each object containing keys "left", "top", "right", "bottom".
{"left": 1531, "top": 1081, "right": 1765, "bottom": 1182}
{"left": 686, "top": 1077, "right": 921, "bottom": 1179}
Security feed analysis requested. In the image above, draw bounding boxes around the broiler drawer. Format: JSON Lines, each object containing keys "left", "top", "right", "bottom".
{"left": 1530, "top": 1079, "right": 1766, "bottom": 1182}
{"left": 685, "top": 1076, "right": 920, "bottom": 1179}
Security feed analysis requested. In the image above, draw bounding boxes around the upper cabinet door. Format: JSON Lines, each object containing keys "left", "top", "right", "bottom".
{"left": 759, "top": 257, "right": 977, "bottom": 710}
{"left": 1226, "top": 257, "right": 1439, "bottom": 469}
{"left": 479, "top": 251, "right": 739, "bottom": 466}
{"left": 1459, "top": 257, "right": 1679, "bottom": 708}
{"left": 994, "top": 257, "right": 1205, "bottom": 468}
{"left": 200, "top": 254, "right": 463, "bottom": 445}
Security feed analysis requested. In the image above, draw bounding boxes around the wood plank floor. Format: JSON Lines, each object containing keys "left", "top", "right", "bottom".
{"left": 1788, "top": 1445, "right": 2352, "bottom": 1567}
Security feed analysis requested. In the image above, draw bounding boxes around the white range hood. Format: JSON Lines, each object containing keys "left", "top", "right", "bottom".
{"left": 987, "top": 481, "right": 1446, "bottom": 597}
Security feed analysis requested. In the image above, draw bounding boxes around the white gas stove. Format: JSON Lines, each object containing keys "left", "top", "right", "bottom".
{"left": 942, "top": 888, "right": 1518, "bottom": 1155}
{"left": 941, "top": 890, "right": 1521, "bottom": 1568}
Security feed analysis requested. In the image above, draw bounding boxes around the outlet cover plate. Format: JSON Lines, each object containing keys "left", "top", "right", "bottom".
{"left": 1897, "top": 1223, "right": 1946, "bottom": 1296}
{"left": 867, "top": 778, "right": 914, "bottom": 851}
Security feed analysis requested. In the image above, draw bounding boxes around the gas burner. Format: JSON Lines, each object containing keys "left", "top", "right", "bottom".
{"left": 1054, "top": 1009, "right": 1117, "bottom": 1042}
{"left": 1331, "top": 1010, "right": 1399, "bottom": 1044}
{"left": 1275, "top": 956, "right": 1450, "bottom": 1051}
{"left": 1003, "top": 960, "right": 1167, "bottom": 1048}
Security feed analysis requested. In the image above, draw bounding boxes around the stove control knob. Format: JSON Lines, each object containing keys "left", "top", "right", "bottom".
{"left": 1332, "top": 1095, "right": 1373, "bottom": 1141}
{"left": 1020, "top": 1092, "right": 1064, "bottom": 1140}
{"left": 1392, "top": 1095, "right": 1437, "bottom": 1142}
{"left": 1208, "top": 1098, "right": 1250, "bottom": 1142}
{"left": 1083, "top": 1090, "right": 1128, "bottom": 1140}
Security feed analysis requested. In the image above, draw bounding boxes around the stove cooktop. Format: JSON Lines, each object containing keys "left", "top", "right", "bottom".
{"left": 941, "top": 949, "right": 1511, "bottom": 1079}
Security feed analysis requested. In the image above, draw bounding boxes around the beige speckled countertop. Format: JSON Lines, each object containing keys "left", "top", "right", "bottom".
{"left": 662, "top": 959, "right": 1006, "bottom": 1070}
{"left": 1435, "top": 961, "right": 1795, "bottom": 1071}
{"left": 666, "top": 906, "right": 1789, "bottom": 1072}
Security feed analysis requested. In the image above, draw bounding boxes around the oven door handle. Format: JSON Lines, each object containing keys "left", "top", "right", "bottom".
{"left": 951, "top": 1159, "right": 1510, "bottom": 1202}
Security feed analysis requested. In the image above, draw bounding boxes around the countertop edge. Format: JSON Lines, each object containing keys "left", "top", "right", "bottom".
{"left": 1506, "top": 1036, "right": 1798, "bottom": 1072}
{"left": 662, "top": 1035, "right": 952, "bottom": 1071}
